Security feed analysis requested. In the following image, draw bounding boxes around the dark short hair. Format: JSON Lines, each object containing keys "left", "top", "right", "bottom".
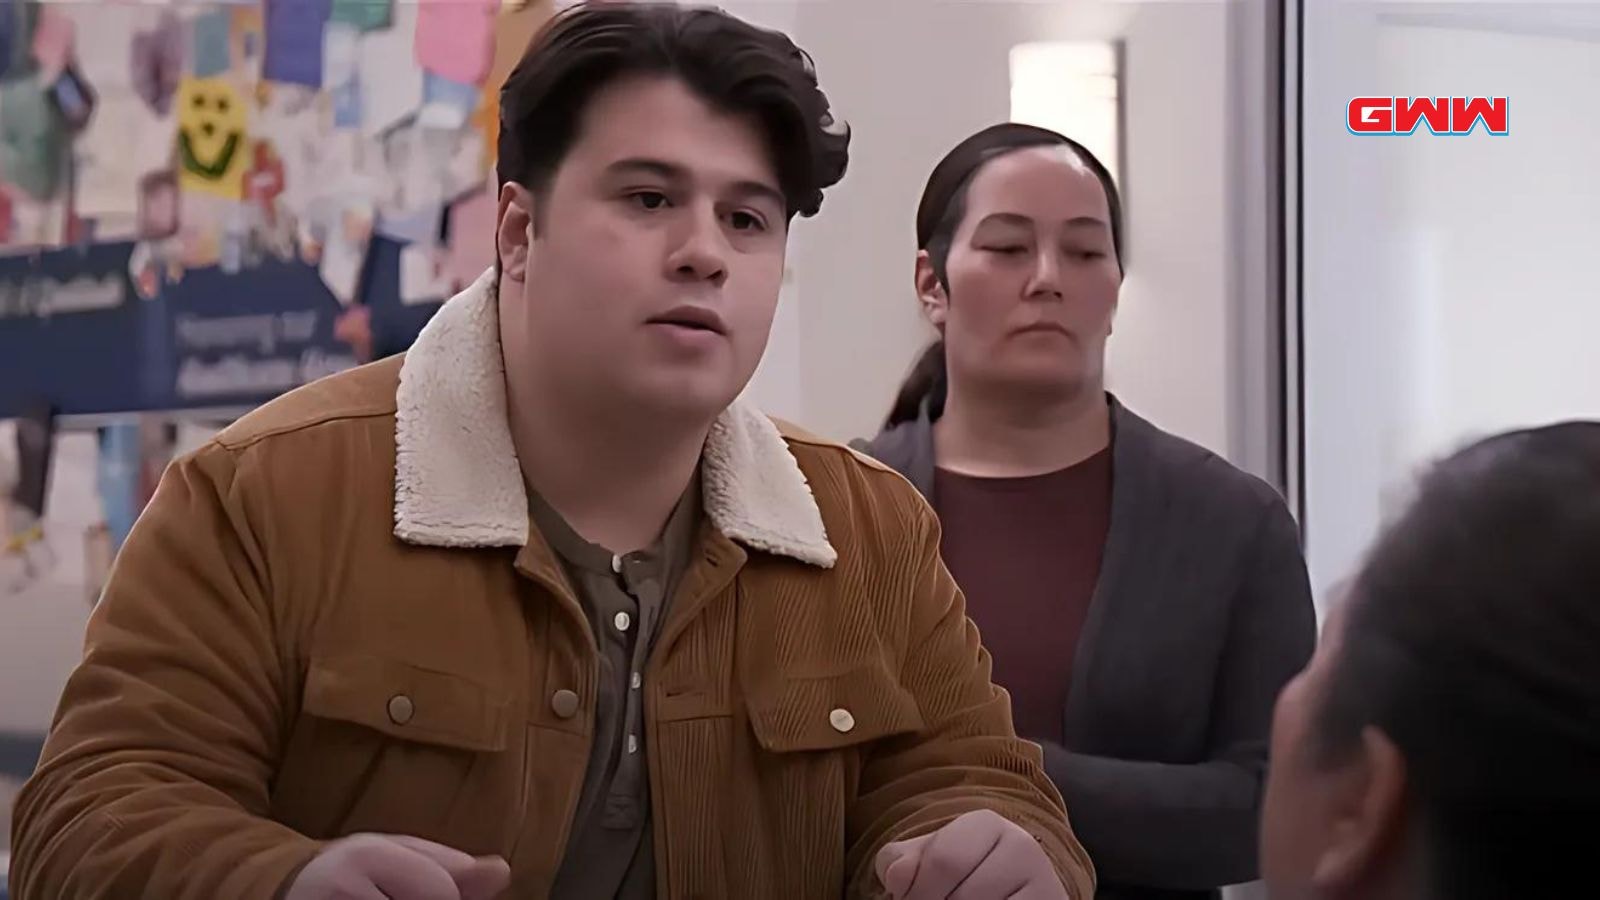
{"left": 496, "top": 2, "right": 849, "bottom": 220}
{"left": 884, "top": 123, "right": 1123, "bottom": 429}
{"left": 1314, "top": 421, "right": 1600, "bottom": 899}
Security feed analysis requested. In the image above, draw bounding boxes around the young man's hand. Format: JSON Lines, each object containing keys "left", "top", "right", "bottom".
{"left": 875, "top": 809, "right": 1072, "bottom": 899}
{"left": 284, "top": 833, "right": 510, "bottom": 900}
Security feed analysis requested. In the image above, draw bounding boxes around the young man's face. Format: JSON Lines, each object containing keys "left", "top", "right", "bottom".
{"left": 496, "top": 74, "right": 789, "bottom": 421}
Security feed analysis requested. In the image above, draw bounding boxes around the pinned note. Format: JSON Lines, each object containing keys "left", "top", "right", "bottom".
{"left": 231, "top": 5, "right": 266, "bottom": 74}
{"left": 264, "top": 0, "right": 331, "bottom": 88}
{"left": 137, "top": 171, "right": 180, "bottom": 239}
{"left": 243, "top": 140, "right": 287, "bottom": 226}
{"left": 177, "top": 192, "right": 229, "bottom": 269}
{"left": 192, "top": 9, "right": 232, "bottom": 78}
{"left": 30, "top": 5, "right": 75, "bottom": 81}
{"left": 0, "top": 187, "right": 13, "bottom": 244}
{"left": 47, "top": 65, "right": 95, "bottom": 132}
{"left": 324, "top": 22, "right": 361, "bottom": 128}
{"left": 331, "top": 0, "right": 391, "bottom": 32}
{"left": 0, "top": 74, "right": 69, "bottom": 202}
{"left": 0, "top": 1, "right": 20, "bottom": 81}
{"left": 319, "top": 203, "right": 373, "bottom": 304}
{"left": 131, "top": 13, "right": 184, "bottom": 116}
{"left": 359, "top": 0, "right": 422, "bottom": 137}
{"left": 177, "top": 77, "right": 251, "bottom": 199}
{"left": 375, "top": 203, "right": 442, "bottom": 247}
{"left": 414, "top": 0, "right": 496, "bottom": 87}
{"left": 400, "top": 240, "right": 452, "bottom": 305}
{"left": 324, "top": 22, "right": 358, "bottom": 90}
{"left": 69, "top": 3, "right": 148, "bottom": 94}
{"left": 374, "top": 115, "right": 445, "bottom": 239}
{"left": 8, "top": 190, "right": 70, "bottom": 247}
{"left": 421, "top": 71, "right": 480, "bottom": 132}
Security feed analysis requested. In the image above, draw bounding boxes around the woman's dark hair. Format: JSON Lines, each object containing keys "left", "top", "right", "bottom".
{"left": 884, "top": 123, "right": 1123, "bottom": 428}
{"left": 496, "top": 2, "right": 849, "bottom": 223}
{"left": 1314, "top": 421, "right": 1600, "bottom": 899}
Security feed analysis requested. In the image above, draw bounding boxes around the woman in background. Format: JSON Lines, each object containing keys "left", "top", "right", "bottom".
{"left": 1260, "top": 422, "right": 1600, "bottom": 900}
{"left": 855, "top": 123, "right": 1316, "bottom": 900}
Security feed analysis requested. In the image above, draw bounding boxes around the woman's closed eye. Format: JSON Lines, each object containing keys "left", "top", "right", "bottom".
{"left": 982, "top": 244, "right": 1029, "bottom": 257}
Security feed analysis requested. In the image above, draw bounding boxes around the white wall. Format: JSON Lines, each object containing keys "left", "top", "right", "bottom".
{"left": 724, "top": 1, "right": 808, "bottom": 425}
{"left": 730, "top": 1, "right": 1247, "bottom": 458}
{"left": 1300, "top": 2, "right": 1600, "bottom": 603}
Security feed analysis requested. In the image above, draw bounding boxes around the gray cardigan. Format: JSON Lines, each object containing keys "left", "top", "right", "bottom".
{"left": 856, "top": 397, "right": 1316, "bottom": 900}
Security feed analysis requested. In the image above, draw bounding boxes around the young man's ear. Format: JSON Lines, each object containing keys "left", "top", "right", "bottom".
{"left": 497, "top": 182, "right": 536, "bottom": 281}
{"left": 1310, "top": 726, "right": 1410, "bottom": 894}
{"left": 914, "top": 250, "right": 949, "bottom": 329}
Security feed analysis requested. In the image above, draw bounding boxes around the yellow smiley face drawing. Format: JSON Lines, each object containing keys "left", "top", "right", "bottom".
{"left": 177, "top": 77, "right": 250, "bottom": 199}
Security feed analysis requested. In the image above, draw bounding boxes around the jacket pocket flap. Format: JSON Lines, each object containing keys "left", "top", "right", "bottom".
{"left": 748, "top": 663, "right": 925, "bottom": 753}
{"left": 304, "top": 654, "right": 510, "bottom": 752}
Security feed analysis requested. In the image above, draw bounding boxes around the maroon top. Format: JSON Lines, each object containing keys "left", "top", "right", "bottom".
{"left": 933, "top": 447, "right": 1114, "bottom": 743}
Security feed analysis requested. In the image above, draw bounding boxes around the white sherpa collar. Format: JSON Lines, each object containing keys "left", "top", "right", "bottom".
{"left": 393, "top": 269, "right": 836, "bottom": 568}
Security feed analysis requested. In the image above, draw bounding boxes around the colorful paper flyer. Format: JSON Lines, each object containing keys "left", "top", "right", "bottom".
{"left": 263, "top": 0, "right": 332, "bottom": 88}
{"left": 359, "top": 0, "right": 423, "bottom": 138}
{"left": 0, "top": 74, "right": 69, "bottom": 202}
{"left": 176, "top": 76, "right": 251, "bottom": 200}
{"left": 331, "top": 0, "right": 391, "bottom": 31}
{"left": 324, "top": 22, "right": 361, "bottom": 128}
{"left": 414, "top": 0, "right": 496, "bottom": 87}
{"left": 192, "top": 9, "right": 232, "bottom": 78}
{"left": 30, "top": 5, "right": 75, "bottom": 80}
{"left": 131, "top": 13, "right": 184, "bottom": 117}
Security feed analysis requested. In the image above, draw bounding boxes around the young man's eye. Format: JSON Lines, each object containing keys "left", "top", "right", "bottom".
{"left": 729, "top": 210, "right": 767, "bottom": 232}
{"left": 628, "top": 191, "right": 670, "bottom": 210}
{"left": 984, "top": 245, "right": 1028, "bottom": 256}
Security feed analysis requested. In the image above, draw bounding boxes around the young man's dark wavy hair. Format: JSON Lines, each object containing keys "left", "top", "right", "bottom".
{"left": 496, "top": 1, "right": 850, "bottom": 225}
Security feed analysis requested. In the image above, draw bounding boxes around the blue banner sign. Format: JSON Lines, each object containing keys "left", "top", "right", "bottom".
{"left": 0, "top": 237, "right": 443, "bottom": 419}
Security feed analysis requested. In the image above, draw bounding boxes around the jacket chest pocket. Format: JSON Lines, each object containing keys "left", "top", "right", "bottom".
{"left": 746, "top": 661, "right": 925, "bottom": 754}
{"left": 303, "top": 654, "right": 512, "bottom": 750}
{"left": 274, "top": 653, "right": 523, "bottom": 847}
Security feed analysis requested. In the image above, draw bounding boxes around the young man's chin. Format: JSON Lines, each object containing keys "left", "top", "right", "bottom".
{"left": 621, "top": 371, "right": 745, "bottom": 422}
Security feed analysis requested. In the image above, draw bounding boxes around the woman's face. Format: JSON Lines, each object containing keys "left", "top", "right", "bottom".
{"left": 919, "top": 145, "right": 1121, "bottom": 403}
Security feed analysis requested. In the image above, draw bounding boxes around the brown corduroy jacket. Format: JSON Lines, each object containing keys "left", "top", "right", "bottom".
{"left": 10, "top": 272, "right": 1094, "bottom": 900}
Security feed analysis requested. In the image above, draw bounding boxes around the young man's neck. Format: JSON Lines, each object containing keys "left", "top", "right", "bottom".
{"left": 934, "top": 378, "right": 1111, "bottom": 478}
{"left": 502, "top": 359, "right": 710, "bottom": 556}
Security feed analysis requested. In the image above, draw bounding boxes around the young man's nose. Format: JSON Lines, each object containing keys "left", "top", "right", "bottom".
{"left": 666, "top": 205, "right": 730, "bottom": 287}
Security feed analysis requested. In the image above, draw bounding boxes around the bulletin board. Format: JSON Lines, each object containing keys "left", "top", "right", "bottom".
{"left": 0, "top": 0, "right": 551, "bottom": 420}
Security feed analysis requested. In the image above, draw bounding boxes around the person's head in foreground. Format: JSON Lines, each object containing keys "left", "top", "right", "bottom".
{"left": 888, "top": 122, "right": 1124, "bottom": 428}
{"left": 493, "top": 0, "right": 848, "bottom": 425}
{"left": 1262, "top": 421, "right": 1600, "bottom": 900}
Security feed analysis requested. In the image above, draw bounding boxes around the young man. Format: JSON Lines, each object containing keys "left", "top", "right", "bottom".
{"left": 10, "top": 5, "right": 1093, "bottom": 899}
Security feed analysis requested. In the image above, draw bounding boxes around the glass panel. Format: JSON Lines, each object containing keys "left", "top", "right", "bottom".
{"left": 1300, "top": 1, "right": 1600, "bottom": 604}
